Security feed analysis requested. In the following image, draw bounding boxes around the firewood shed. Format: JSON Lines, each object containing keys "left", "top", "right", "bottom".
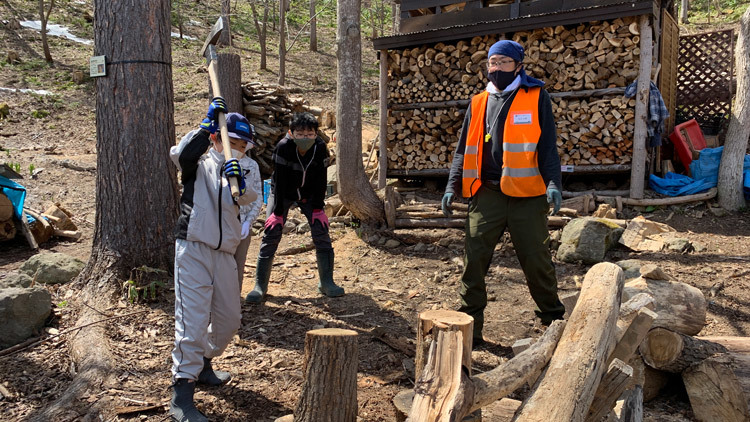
{"left": 372, "top": 0, "right": 680, "bottom": 200}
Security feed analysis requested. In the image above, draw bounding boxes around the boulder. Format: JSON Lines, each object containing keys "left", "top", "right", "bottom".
{"left": 20, "top": 252, "right": 85, "bottom": 285}
{"left": 557, "top": 217, "right": 624, "bottom": 264}
{"left": 0, "top": 272, "right": 33, "bottom": 289}
{"left": 0, "top": 287, "right": 51, "bottom": 348}
{"left": 615, "top": 259, "right": 643, "bottom": 281}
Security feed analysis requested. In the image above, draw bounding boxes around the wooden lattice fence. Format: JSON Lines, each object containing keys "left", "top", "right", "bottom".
{"left": 676, "top": 29, "right": 735, "bottom": 135}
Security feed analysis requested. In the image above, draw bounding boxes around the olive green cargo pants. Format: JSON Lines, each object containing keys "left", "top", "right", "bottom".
{"left": 458, "top": 184, "right": 565, "bottom": 339}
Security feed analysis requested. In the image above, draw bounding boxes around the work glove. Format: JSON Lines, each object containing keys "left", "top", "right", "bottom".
{"left": 441, "top": 192, "right": 454, "bottom": 217}
{"left": 312, "top": 209, "right": 329, "bottom": 229}
{"left": 223, "top": 158, "right": 246, "bottom": 196}
{"left": 241, "top": 221, "right": 251, "bottom": 239}
{"left": 199, "top": 96, "right": 227, "bottom": 134}
{"left": 264, "top": 214, "right": 285, "bottom": 231}
{"left": 547, "top": 186, "right": 562, "bottom": 215}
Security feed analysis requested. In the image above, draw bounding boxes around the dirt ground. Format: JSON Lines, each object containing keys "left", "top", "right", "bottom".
{"left": 2, "top": 2, "right": 750, "bottom": 421}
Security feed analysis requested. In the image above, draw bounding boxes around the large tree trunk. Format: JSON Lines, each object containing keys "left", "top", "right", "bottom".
{"left": 682, "top": 354, "right": 750, "bottom": 422}
{"left": 335, "top": 0, "right": 385, "bottom": 223}
{"left": 33, "top": 1, "right": 178, "bottom": 419}
{"left": 514, "top": 263, "right": 624, "bottom": 422}
{"left": 622, "top": 276, "right": 706, "bottom": 336}
{"left": 279, "top": 0, "right": 287, "bottom": 85}
{"left": 718, "top": 7, "right": 750, "bottom": 210}
{"left": 680, "top": 0, "right": 689, "bottom": 23}
{"left": 309, "top": 0, "right": 317, "bottom": 52}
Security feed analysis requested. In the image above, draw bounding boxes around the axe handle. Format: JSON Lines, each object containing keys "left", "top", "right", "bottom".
{"left": 207, "top": 60, "right": 241, "bottom": 197}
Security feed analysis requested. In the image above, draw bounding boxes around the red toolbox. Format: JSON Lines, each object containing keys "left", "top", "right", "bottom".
{"left": 668, "top": 119, "right": 707, "bottom": 173}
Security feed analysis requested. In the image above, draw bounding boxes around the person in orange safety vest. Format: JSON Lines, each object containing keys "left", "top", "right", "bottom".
{"left": 441, "top": 40, "right": 565, "bottom": 349}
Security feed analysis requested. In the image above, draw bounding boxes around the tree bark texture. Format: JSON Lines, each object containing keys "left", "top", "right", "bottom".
{"left": 310, "top": 0, "right": 317, "bottom": 52}
{"left": 718, "top": 7, "right": 750, "bottom": 210}
{"left": 620, "top": 385, "right": 643, "bottom": 422}
{"left": 680, "top": 0, "right": 689, "bottom": 23}
{"left": 38, "top": 0, "right": 53, "bottom": 63}
{"left": 682, "top": 354, "right": 750, "bottom": 422}
{"left": 638, "top": 328, "right": 728, "bottom": 373}
{"left": 622, "top": 277, "right": 706, "bottom": 336}
{"left": 86, "top": 0, "right": 178, "bottom": 279}
{"left": 279, "top": 0, "right": 287, "bottom": 85}
{"left": 415, "top": 310, "right": 473, "bottom": 380}
{"left": 219, "top": 1, "right": 231, "bottom": 46}
{"left": 209, "top": 53, "right": 242, "bottom": 114}
{"left": 294, "top": 328, "right": 358, "bottom": 422}
{"left": 697, "top": 336, "right": 750, "bottom": 410}
{"left": 585, "top": 358, "right": 633, "bottom": 422}
{"left": 335, "top": 0, "right": 385, "bottom": 223}
{"left": 514, "top": 263, "right": 624, "bottom": 422}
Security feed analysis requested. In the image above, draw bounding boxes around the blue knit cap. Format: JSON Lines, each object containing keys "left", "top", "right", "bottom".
{"left": 488, "top": 40, "right": 524, "bottom": 62}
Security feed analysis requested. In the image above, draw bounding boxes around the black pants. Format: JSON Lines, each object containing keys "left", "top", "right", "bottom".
{"left": 258, "top": 193, "right": 332, "bottom": 259}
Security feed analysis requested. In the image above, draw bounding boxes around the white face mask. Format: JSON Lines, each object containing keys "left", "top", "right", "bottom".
{"left": 231, "top": 149, "right": 245, "bottom": 159}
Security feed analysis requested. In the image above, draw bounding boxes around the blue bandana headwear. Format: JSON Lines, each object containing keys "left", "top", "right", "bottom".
{"left": 488, "top": 40, "right": 524, "bottom": 62}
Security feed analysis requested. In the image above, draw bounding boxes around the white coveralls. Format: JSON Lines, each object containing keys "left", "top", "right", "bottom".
{"left": 169, "top": 129, "right": 258, "bottom": 380}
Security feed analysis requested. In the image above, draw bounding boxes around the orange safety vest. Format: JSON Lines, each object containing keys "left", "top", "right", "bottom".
{"left": 461, "top": 87, "right": 547, "bottom": 198}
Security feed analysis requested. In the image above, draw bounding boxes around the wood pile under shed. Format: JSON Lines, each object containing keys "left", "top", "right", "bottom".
{"left": 241, "top": 82, "right": 328, "bottom": 177}
{"left": 384, "top": 15, "right": 643, "bottom": 172}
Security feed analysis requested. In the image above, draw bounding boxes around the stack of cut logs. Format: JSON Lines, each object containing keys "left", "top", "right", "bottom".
{"left": 386, "top": 107, "right": 464, "bottom": 170}
{"left": 385, "top": 15, "right": 641, "bottom": 169}
{"left": 241, "top": 82, "right": 326, "bottom": 177}
{"left": 554, "top": 95, "right": 635, "bottom": 165}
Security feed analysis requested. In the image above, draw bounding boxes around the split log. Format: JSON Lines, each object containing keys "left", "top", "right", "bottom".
{"left": 0, "top": 192, "right": 12, "bottom": 221}
{"left": 43, "top": 203, "right": 77, "bottom": 231}
{"left": 627, "top": 355, "right": 671, "bottom": 402}
{"left": 638, "top": 328, "right": 728, "bottom": 373}
{"left": 293, "top": 328, "right": 358, "bottom": 422}
{"left": 682, "top": 354, "right": 750, "bottom": 422}
{"left": 622, "top": 277, "right": 706, "bottom": 336}
{"left": 407, "top": 327, "right": 474, "bottom": 422}
{"left": 0, "top": 217, "right": 16, "bottom": 241}
{"left": 24, "top": 207, "right": 54, "bottom": 244}
{"left": 610, "top": 307, "right": 657, "bottom": 366}
{"left": 621, "top": 187, "right": 717, "bottom": 206}
{"left": 415, "top": 310, "right": 473, "bottom": 380}
{"left": 585, "top": 358, "right": 633, "bottom": 422}
{"left": 514, "top": 263, "right": 624, "bottom": 422}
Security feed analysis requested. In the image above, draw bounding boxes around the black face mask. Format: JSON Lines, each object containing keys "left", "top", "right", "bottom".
{"left": 488, "top": 69, "right": 517, "bottom": 91}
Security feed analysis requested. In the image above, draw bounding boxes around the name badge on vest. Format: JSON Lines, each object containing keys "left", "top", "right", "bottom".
{"left": 512, "top": 112, "right": 533, "bottom": 125}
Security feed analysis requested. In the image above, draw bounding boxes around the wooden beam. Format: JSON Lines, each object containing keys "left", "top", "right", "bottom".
{"left": 585, "top": 358, "right": 634, "bottom": 422}
{"left": 379, "top": 50, "right": 388, "bottom": 189}
{"left": 630, "top": 14, "right": 653, "bottom": 199}
{"left": 621, "top": 187, "right": 717, "bottom": 206}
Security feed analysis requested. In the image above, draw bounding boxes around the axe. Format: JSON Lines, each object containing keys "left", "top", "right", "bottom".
{"left": 200, "top": 17, "right": 240, "bottom": 197}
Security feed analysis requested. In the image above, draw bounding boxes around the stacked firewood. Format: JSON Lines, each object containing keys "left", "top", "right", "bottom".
{"left": 386, "top": 107, "right": 464, "bottom": 170}
{"left": 241, "top": 82, "right": 327, "bottom": 177}
{"left": 554, "top": 95, "right": 636, "bottom": 165}
{"left": 385, "top": 15, "right": 642, "bottom": 170}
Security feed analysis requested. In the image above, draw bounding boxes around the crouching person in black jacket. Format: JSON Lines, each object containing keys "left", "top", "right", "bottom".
{"left": 245, "top": 112, "right": 343, "bottom": 303}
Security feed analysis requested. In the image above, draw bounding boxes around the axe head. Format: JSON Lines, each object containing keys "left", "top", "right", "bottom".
{"left": 200, "top": 17, "right": 225, "bottom": 62}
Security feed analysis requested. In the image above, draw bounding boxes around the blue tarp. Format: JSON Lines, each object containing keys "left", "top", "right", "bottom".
{"left": 0, "top": 175, "right": 26, "bottom": 219}
{"left": 649, "top": 147, "right": 750, "bottom": 197}
{"left": 649, "top": 172, "right": 716, "bottom": 196}
{"left": 744, "top": 170, "right": 750, "bottom": 200}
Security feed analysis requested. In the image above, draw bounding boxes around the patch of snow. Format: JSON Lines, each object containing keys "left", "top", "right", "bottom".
{"left": 0, "top": 87, "right": 54, "bottom": 96}
{"left": 19, "top": 21, "right": 93, "bottom": 45}
{"left": 171, "top": 32, "right": 196, "bottom": 41}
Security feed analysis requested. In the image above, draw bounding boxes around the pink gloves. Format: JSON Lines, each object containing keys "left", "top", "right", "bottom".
{"left": 312, "top": 209, "right": 329, "bottom": 229}
{"left": 264, "top": 214, "right": 285, "bottom": 231}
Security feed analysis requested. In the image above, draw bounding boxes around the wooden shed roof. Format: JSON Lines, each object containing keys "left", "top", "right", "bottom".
{"left": 373, "top": 0, "right": 662, "bottom": 50}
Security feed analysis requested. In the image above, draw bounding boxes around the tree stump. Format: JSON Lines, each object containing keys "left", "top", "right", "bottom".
{"left": 293, "top": 328, "right": 358, "bottom": 422}
{"left": 515, "top": 262, "right": 624, "bottom": 422}
{"left": 638, "top": 328, "right": 728, "bottom": 373}
{"left": 208, "top": 52, "right": 242, "bottom": 113}
{"left": 415, "top": 310, "right": 473, "bottom": 379}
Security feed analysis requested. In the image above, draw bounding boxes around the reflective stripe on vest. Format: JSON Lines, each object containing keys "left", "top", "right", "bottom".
{"left": 501, "top": 87, "right": 546, "bottom": 197}
{"left": 461, "top": 91, "right": 489, "bottom": 197}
